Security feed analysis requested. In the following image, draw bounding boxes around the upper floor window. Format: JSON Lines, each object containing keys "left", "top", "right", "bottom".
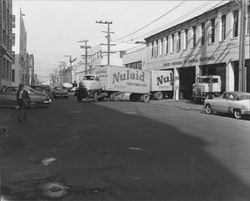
{"left": 151, "top": 42, "right": 154, "bottom": 58}
{"left": 233, "top": 10, "right": 239, "bottom": 37}
{"left": 156, "top": 40, "right": 159, "bottom": 57}
{"left": 192, "top": 26, "right": 196, "bottom": 47}
{"left": 165, "top": 36, "right": 169, "bottom": 54}
{"left": 160, "top": 38, "right": 163, "bottom": 56}
{"left": 209, "top": 18, "right": 215, "bottom": 43}
{"left": 201, "top": 22, "right": 205, "bottom": 45}
{"left": 171, "top": 34, "right": 174, "bottom": 53}
{"left": 177, "top": 31, "right": 181, "bottom": 51}
{"left": 221, "top": 14, "right": 227, "bottom": 40}
{"left": 184, "top": 29, "right": 188, "bottom": 50}
{"left": 247, "top": 6, "right": 250, "bottom": 34}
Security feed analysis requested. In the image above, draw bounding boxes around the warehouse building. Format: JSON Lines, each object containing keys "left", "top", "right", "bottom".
{"left": 144, "top": 1, "right": 250, "bottom": 99}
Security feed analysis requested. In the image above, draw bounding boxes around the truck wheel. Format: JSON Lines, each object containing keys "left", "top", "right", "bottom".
{"left": 141, "top": 94, "right": 150, "bottom": 103}
{"left": 129, "top": 93, "right": 136, "bottom": 102}
{"left": 77, "top": 95, "right": 82, "bottom": 102}
{"left": 233, "top": 109, "right": 242, "bottom": 119}
{"left": 155, "top": 92, "right": 163, "bottom": 100}
{"left": 93, "top": 92, "right": 98, "bottom": 102}
{"left": 110, "top": 93, "right": 117, "bottom": 101}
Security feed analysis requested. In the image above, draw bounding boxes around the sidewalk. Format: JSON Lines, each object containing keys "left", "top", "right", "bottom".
{"left": 150, "top": 99, "right": 204, "bottom": 112}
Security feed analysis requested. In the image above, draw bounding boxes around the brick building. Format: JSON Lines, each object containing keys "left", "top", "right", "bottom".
{"left": 0, "top": 0, "right": 13, "bottom": 89}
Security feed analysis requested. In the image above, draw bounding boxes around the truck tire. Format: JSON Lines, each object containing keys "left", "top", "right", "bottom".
{"left": 129, "top": 93, "right": 137, "bottom": 102}
{"left": 141, "top": 94, "right": 150, "bottom": 103}
{"left": 93, "top": 92, "right": 98, "bottom": 102}
{"left": 110, "top": 93, "right": 118, "bottom": 101}
{"left": 154, "top": 92, "right": 163, "bottom": 100}
{"left": 77, "top": 95, "right": 82, "bottom": 102}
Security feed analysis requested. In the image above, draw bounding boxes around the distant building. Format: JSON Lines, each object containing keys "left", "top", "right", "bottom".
{"left": 0, "top": 0, "right": 14, "bottom": 89}
{"left": 59, "top": 68, "right": 72, "bottom": 84}
{"left": 122, "top": 46, "right": 146, "bottom": 70}
{"left": 90, "top": 43, "right": 138, "bottom": 72}
{"left": 144, "top": 1, "right": 250, "bottom": 99}
{"left": 12, "top": 8, "right": 33, "bottom": 86}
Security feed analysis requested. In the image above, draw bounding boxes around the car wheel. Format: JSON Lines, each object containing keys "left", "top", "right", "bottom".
{"left": 30, "top": 102, "right": 38, "bottom": 109}
{"left": 205, "top": 104, "right": 213, "bottom": 114}
{"left": 233, "top": 109, "right": 242, "bottom": 119}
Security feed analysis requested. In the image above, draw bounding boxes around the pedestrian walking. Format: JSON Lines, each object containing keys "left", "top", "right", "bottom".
{"left": 16, "top": 84, "right": 30, "bottom": 122}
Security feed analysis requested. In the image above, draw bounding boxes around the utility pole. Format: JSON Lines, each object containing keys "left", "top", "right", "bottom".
{"left": 78, "top": 40, "right": 91, "bottom": 74}
{"left": 96, "top": 20, "right": 116, "bottom": 66}
{"left": 237, "top": 0, "right": 247, "bottom": 92}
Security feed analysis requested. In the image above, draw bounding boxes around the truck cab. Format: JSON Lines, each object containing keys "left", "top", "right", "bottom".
{"left": 76, "top": 75, "right": 103, "bottom": 102}
{"left": 192, "top": 75, "right": 221, "bottom": 103}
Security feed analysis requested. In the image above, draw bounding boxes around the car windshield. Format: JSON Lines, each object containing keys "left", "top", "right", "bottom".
{"left": 54, "top": 87, "right": 62, "bottom": 90}
{"left": 83, "top": 76, "right": 95, "bottom": 80}
{"left": 197, "top": 77, "right": 218, "bottom": 83}
{"left": 24, "top": 86, "right": 36, "bottom": 93}
{"left": 238, "top": 95, "right": 250, "bottom": 100}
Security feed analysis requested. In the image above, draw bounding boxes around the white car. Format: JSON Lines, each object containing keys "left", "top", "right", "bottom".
{"left": 204, "top": 91, "right": 250, "bottom": 119}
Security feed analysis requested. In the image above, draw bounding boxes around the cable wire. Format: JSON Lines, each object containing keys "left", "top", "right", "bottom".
{"left": 113, "top": 1, "right": 186, "bottom": 42}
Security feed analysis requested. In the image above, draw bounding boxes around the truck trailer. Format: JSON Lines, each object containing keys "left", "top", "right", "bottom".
{"left": 76, "top": 66, "right": 173, "bottom": 103}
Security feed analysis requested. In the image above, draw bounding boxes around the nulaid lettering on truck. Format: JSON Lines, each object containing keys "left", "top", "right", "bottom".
{"left": 112, "top": 70, "right": 145, "bottom": 84}
{"left": 156, "top": 73, "right": 173, "bottom": 86}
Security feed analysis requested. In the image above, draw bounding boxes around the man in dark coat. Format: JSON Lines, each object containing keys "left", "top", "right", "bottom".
{"left": 16, "top": 84, "right": 30, "bottom": 122}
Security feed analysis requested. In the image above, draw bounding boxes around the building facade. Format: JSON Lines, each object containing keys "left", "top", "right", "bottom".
{"left": 90, "top": 43, "right": 137, "bottom": 72}
{"left": 144, "top": 1, "right": 250, "bottom": 99}
{"left": 12, "top": 8, "right": 31, "bottom": 86}
{"left": 0, "top": 0, "right": 13, "bottom": 89}
{"left": 122, "top": 46, "right": 146, "bottom": 70}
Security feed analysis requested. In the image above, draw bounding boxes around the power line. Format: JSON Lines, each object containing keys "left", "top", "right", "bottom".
{"left": 135, "top": 0, "right": 227, "bottom": 40}
{"left": 113, "top": 1, "right": 185, "bottom": 42}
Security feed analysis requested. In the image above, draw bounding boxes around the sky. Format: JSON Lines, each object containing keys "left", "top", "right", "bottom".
{"left": 12, "top": 0, "right": 229, "bottom": 82}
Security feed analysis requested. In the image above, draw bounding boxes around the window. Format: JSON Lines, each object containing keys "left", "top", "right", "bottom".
{"left": 165, "top": 36, "right": 168, "bottom": 54}
{"left": 209, "top": 18, "right": 215, "bottom": 43}
{"left": 192, "top": 26, "right": 196, "bottom": 47}
{"left": 201, "top": 23, "right": 205, "bottom": 45}
{"left": 155, "top": 40, "right": 159, "bottom": 57}
{"left": 184, "top": 29, "right": 188, "bottom": 49}
{"left": 171, "top": 34, "right": 174, "bottom": 53}
{"left": 160, "top": 38, "right": 163, "bottom": 56}
{"left": 247, "top": 6, "right": 250, "bottom": 34}
{"left": 221, "top": 14, "right": 226, "bottom": 40}
{"left": 151, "top": 42, "right": 154, "bottom": 58}
{"left": 233, "top": 10, "right": 239, "bottom": 37}
{"left": 177, "top": 31, "right": 181, "bottom": 51}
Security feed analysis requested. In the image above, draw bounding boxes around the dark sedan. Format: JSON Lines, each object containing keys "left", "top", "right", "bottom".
{"left": 0, "top": 86, "right": 52, "bottom": 108}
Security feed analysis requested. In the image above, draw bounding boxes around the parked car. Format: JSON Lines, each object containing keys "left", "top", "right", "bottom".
{"left": 0, "top": 86, "right": 52, "bottom": 108}
{"left": 204, "top": 91, "right": 250, "bottom": 119}
{"left": 52, "top": 86, "right": 69, "bottom": 98}
{"left": 30, "top": 85, "right": 53, "bottom": 98}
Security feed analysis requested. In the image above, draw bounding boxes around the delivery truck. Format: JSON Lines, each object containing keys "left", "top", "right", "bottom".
{"left": 150, "top": 70, "right": 173, "bottom": 100}
{"left": 76, "top": 66, "right": 173, "bottom": 103}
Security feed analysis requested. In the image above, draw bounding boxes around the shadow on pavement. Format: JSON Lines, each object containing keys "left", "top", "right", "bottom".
{"left": 1, "top": 99, "right": 250, "bottom": 201}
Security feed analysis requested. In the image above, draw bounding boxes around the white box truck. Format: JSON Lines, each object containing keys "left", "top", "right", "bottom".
{"left": 150, "top": 70, "right": 173, "bottom": 100}
{"left": 76, "top": 66, "right": 151, "bottom": 103}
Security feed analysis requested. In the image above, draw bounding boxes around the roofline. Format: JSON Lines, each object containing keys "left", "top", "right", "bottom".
{"left": 144, "top": 1, "right": 235, "bottom": 41}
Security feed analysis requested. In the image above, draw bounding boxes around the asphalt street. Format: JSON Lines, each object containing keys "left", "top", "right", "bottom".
{"left": 0, "top": 95, "right": 250, "bottom": 201}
